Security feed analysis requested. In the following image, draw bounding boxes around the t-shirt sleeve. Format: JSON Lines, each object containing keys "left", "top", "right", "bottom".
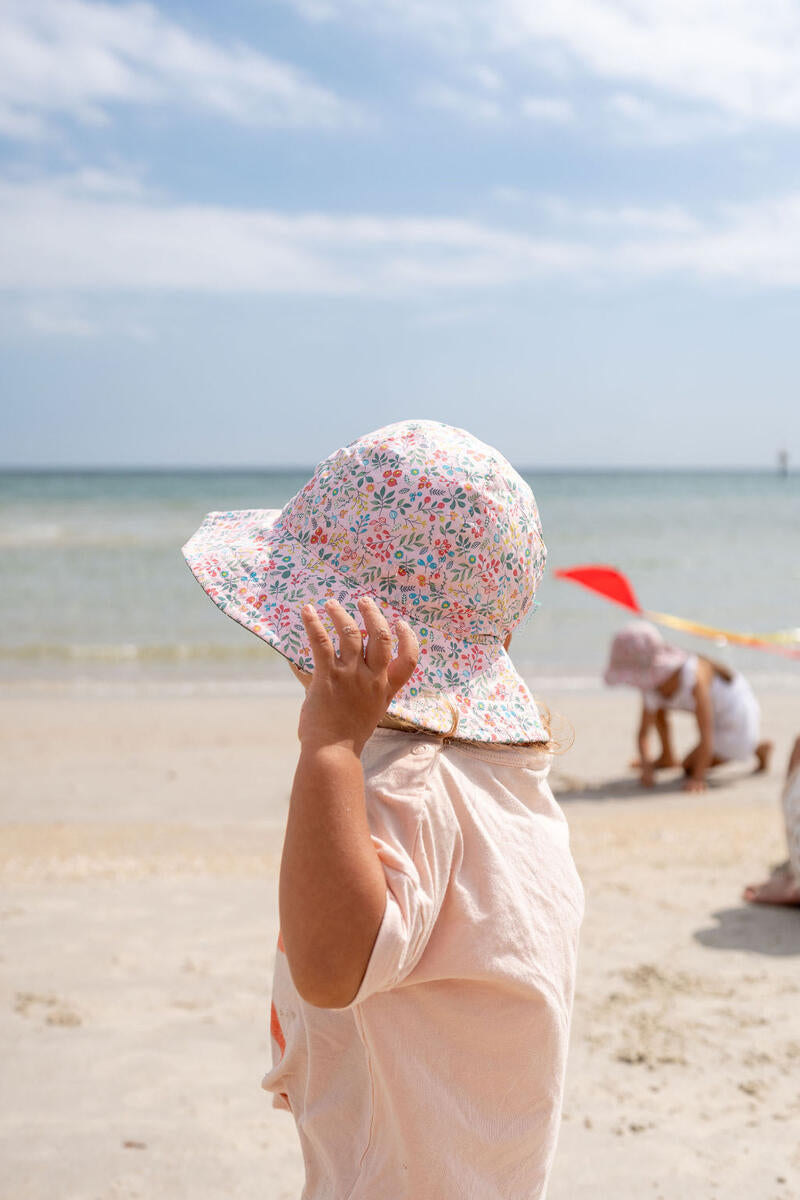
{"left": 348, "top": 772, "right": 457, "bottom": 1006}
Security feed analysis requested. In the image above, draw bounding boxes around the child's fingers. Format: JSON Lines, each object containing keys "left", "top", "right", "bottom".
{"left": 386, "top": 619, "right": 419, "bottom": 696}
{"left": 358, "top": 597, "right": 393, "bottom": 673}
{"left": 325, "top": 599, "right": 363, "bottom": 663}
{"left": 300, "top": 604, "right": 335, "bottom": 674}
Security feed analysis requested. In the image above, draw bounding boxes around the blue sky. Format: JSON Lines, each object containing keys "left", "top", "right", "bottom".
{"left": 1, "top": 0, "right": 800, "bottom": 467}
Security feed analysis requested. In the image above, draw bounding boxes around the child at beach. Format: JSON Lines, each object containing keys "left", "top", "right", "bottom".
{"left": 182, "top": 420, "right": 584, "bottom": 1199}
{"left": 744, "top": 735, "right": 800, "bottom": 906}
{"left": 604, "top": 621, "right": 772, "bottom": 793}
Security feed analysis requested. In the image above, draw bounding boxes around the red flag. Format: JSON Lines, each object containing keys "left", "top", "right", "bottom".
{"left": 553, "top": 566, "right": 642, "bottom": 614}
{"left": 554, "top": 564, "right": 800, "bottom": 659}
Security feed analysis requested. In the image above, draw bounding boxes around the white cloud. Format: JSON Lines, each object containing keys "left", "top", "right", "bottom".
{"left": 0, "top": 172, "right": 590, "bottom": 293}
{"left": 22, "top": 300, "right": 97, "bottom": 337}
{"left": 280, "top": 0, "right": 800, "bottom": 130}
{"left": 12, "top": 292, "right": 156, "bottom": 339}
{"left": 471, "top": 65, "right": 504, "bottom": 92}
{"left": 0, "top": 0, "right": 359, "bottom": 141}
{"left": 520, "top": 96, "right": 573, "bottom": 123}
{"left": 280, "top": 0, "right": 480, "bottom": 50}
{"left": 490, "top": 190, "right": 700, "bottom": 235}
{"left": 607, "top": 93, "right": 654, "bottom": 124}
{"left": 615, "top": 194, "right": 800, "bottom": 287}
{"left": 587, "top": 204, "right": 699, "bottom": 235}
{"left": 538, "top": 194, "right": 701, "bottom": 234}
{"left": 417, "top": 83, "right": 503, "bottom": 123}
{"left": 61, "top": 165, "right": 149, "bottom": 198}
{"left": 504, "top": 1, "right": 800, "bottom": 125}
{"left": 490, "top": 185, "right": 529, "bottom": 206}
{"left": 606, "top": 91, "right": 741, "bottom": 144}
{"left": 6, "top": 170, "right": 800, "bottom": 296}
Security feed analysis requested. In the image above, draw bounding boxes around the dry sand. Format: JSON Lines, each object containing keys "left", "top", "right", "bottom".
{"left": 1, "top": 685, "right": 799, "bottom": 1199}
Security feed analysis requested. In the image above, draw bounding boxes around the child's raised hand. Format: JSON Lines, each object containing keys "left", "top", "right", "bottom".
{"left": 297, "top": 597, "right": 419, "bottom": 756}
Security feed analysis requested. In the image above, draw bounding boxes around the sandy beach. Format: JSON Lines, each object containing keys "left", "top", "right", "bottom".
{"left": 2, "top": 684, "right": 799, "bottom": 1199}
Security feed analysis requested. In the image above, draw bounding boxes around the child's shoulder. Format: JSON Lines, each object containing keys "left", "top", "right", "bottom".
{"left": 363, "top": 727, "right": 444, "bottom": 796}
{"left": 362, "top": 728, "right": 458, "bottom": 857}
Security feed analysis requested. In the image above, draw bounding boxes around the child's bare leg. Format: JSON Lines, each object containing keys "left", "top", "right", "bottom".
{"left": 632, "top": 709, "right": 679, "bottom": 769}
{"left": 682, "top": 744, "right": 726, "bottom": 774}
{"left": 754, "top": 740, "right": 773, "bottom": 774}
{"left": 743, "top": 860, "right": 800, "bottom": 906}
{"left": 652, "top": 709, "right": 678, "bottom": 768}
{"left": 742, "top": 737, "right": 800, "bottom": 905}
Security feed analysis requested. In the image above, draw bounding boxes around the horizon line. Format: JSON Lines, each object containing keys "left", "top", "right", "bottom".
{"left": 0, "top": 462, "right": 795, "bottom": 474}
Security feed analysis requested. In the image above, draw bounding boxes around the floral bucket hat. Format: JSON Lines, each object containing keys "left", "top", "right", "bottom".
{"left": 604, "top": 621, "right": 688, "bottom": 691}
{"left": 182, "top": 419, "right": 548, "bottom": 743}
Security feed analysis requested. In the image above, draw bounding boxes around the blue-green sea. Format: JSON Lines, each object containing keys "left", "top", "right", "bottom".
{"left": 1, "top": 468, "right": 798, "bottom": 692}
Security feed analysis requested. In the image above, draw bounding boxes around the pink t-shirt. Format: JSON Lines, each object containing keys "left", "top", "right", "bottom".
{"left": 263, "top": 727, "right": 584, "bottom": 1200}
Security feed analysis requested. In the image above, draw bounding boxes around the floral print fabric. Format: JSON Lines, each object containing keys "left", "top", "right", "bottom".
{"left": 182, "top": 419, "right": 548, "bottom": 743}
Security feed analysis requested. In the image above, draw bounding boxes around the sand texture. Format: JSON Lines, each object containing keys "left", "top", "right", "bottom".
{"left": 1, "top": 687, "right": 799, "bottom": 1199}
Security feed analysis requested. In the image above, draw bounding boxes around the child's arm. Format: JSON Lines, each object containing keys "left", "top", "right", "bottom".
{"left": 638, "top": 704, "right": 655, "bottom": 787}
{"left": 279, "top": 597, "right": 418, "bottom": 1009}
{"left": 686, "top": 658, "right": 714, "bottom": 792}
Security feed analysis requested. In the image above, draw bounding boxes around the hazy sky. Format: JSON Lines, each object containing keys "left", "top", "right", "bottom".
{"left": 1, "top": 0, "right": 800, "bottom": 467}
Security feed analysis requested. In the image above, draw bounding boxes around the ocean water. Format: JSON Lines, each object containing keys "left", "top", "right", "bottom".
{"left": 1, "top": 468, "right": 799, "bottom": 691}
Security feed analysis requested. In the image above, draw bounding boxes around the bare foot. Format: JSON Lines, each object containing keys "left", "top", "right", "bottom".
{"left": 630, "top": 753, "right": 679, "bottom": 770}
{"left": 743, "top": 861, "right": 800, "bottom": 906}
{"left": 754, "top": 741, "right": 773, "bottom": 774}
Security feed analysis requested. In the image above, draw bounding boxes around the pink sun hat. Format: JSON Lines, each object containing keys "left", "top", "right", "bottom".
{"left": 604, "top": 621, "right": 688, "bottom": 691}
{"left": 182, "top": 419, "right": 548, "bottom": 743}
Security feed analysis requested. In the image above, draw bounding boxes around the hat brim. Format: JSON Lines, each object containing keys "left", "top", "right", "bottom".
{"left": 604, "top": 665, "right": 657, "bottom": 689}
{"left": 604, "top": 649, "right": 687, "bottom": 692}
{"left": 182, "top": 509, "right": 547, "bottom": 744}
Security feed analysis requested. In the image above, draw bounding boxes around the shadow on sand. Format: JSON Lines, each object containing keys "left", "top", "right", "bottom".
{"left": 553, "top": 766, "right": 754, "bottom": 804}
{"left": 553, "top": 774, "right": 689, "bottom": 803}
{"left": 694, "top": 905, "right": 800, "bottom": 957}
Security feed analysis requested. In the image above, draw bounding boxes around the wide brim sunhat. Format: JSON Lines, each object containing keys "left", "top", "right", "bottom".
{"left": 182, "top": 420, "right": 549, "bottom": 744}
{"left": 604, "top": 620, "right": 687, "bottom": 691}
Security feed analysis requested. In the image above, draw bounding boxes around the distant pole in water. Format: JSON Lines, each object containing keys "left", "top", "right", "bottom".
{"left": 777, "top": 448, "right": 789, "bottom": 477}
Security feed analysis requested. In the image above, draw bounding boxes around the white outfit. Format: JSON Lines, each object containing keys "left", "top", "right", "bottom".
{"left": 263, "top": 728, "right": 584, "bottom": 1200}
{"left": 643, "top": 655, "right": 760, "bottom": 761}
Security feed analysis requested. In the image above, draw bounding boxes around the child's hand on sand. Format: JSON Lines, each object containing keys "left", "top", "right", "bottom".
{"left": 298, "top": 597, "right": 419, "bottom": 757}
